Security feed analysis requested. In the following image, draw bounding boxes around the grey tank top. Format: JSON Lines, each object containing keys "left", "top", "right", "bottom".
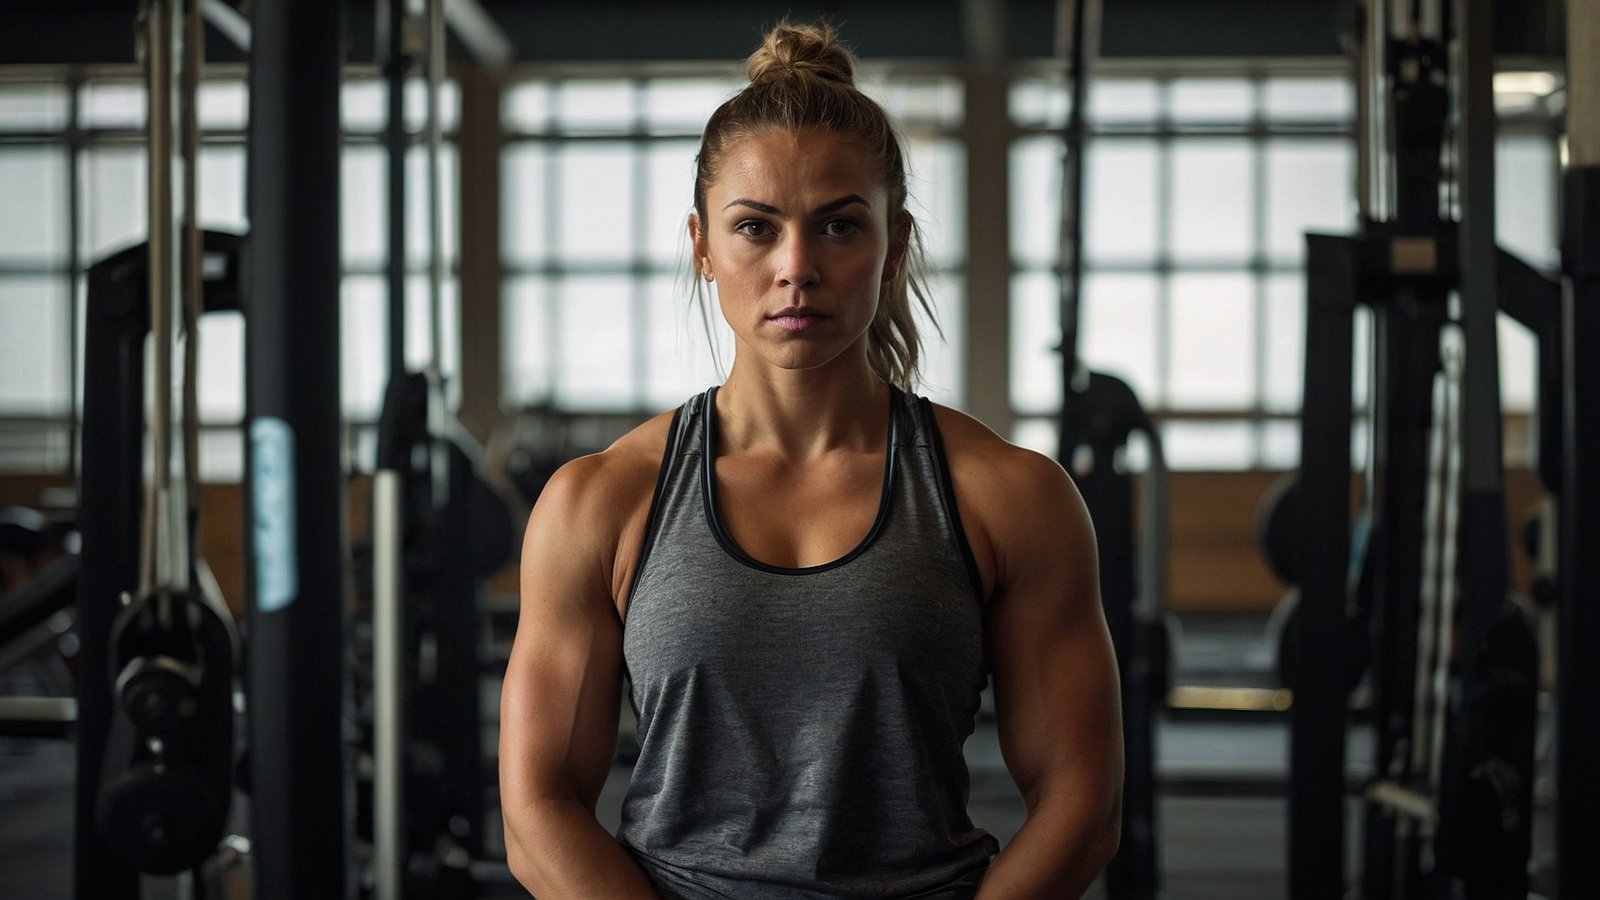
{"left": 618, "top": 386, "right": 999, "bottom": 899}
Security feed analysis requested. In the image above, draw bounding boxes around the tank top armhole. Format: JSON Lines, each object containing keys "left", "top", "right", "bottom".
{"left": 620, "top": 403, "right": 687, "bottom": 629}
{"left": 917, "top": 396, "right": 986, "bottom": 608}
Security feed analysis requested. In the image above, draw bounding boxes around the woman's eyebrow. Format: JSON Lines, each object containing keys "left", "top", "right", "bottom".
{"left": 720, "top": 194, "right": 871, "bottom": 215}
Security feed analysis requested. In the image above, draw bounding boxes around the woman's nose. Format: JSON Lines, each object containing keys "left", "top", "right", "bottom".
{"left": 776, "top": 233, "right": 820, "bottom": 288}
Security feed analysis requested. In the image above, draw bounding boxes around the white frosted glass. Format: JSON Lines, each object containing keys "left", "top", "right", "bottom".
{"left": 81, "top": 81, "right": 144, "bottom": 128}
{"left": 1009, "top": 272, "right": 1060, "bottom": 415}
{"left": 0, "top": 83, "right": 69, "bottom": 131}
{"left": 1161, "top": 419, "right": 1254, "bottom": 471}
{"left": 1264, "top": 78, "right": 1353, "bottom": 120}
{"left": 555, "top": 275, "right": 634, "bottom": 408}
{"left": 909, "top": 137, "right": 966, "bottom": 268}
{"left": 1090, "top": 79, "right": 1159, "bottom": 124}
{"left": 196, "top": 311, "right": 244, "bottom": 421}
{"left": 1262, "top": 274, "right": 1305, "bottom": 412}
{"left": 502, "top": 143, "right": 549, "bottom": 265}
{"left": 342, "top": 146, "right": 386, "bottom": 266}
{"left": 503, "top": 83, "right": 551, "bottom": 131}
{"left": 556, "top": 144, "right": 636, "bottom": 264}
{"left": 198, "top": 80, "right": 247, "bottom": 130}
{"left": 405, "top": 274, "right": 459, "bottom": 380}
{"left": 407, "top": 144, "right": 458, "bottom": 265}
{"left": 1496, "top": 136, "right": 1557, "bottom": 270}
{"left": 916, "top": 272, "right": 965, "bottom": 407}
{"left": 341, "top": 275, "right": 388, "bottom": 421}
{"left": 879, "top": 78, "right": 964, "bottom": 129}
{"left": 79, "top": 148, "right": 146, "bottom": 261}
{"left": 1170, "top": 141, "right": 1254, "bottom": 263}
{"left": 1260, "top": 419, "right": 1301, "bottom": 469}
{"left": 1498, "top": 312, "right": 1536, "bottom": 413}
{"left": 556, "top": 81, "right": 635, "bottom": 130}
{"left": 1009, "top": 137, "right": 1061, "bottom": 268}
{"left": 644, "top": 275, "right": 724, "bottom": 410}
{"left": 1011, "top": 418, "right": 1058, "bottom": 457}
{"left": 1167, "top": 273, "right": 1255, "bottom": 408}
{"left": 0, "top": 277, "right": 70, "bottom": 412}
{"left": 642, "top": 78, "right": 739, "bottom": 131}
{"left": 503, "top": 276, "right": 552, "bottom": 405}
{"left": 645, "top": 140, "right": 698, "bottom": 266}
{"left": 1081, "top": 272, "right": 1160, "bottom": 405}
{"left": 0, "top": 148, "right": 68, "bottom": 263}
{"left": 1009, "top": 78, "right": 1068, "bottom": 129}
{"left": 1085, "top": 139, "right": 1160, "bottom": 264}
{"left": 1170, "top": 79, "right": 1252, "bottom": 123}
{"left": 1265, "top": 139, "right": 1355, "bottom": 263}
{"left": 197, "top": 146, "right": 247, "bottom": 234}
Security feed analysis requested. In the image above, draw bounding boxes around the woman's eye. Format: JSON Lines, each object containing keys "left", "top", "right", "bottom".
{"left": 735, "top": 220, "right": 772, "bottom": 237}
{"left": 823, "top": 220, "right": 859, "bottom": 237}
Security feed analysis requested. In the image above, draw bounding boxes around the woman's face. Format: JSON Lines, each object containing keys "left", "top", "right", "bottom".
{"left": 691, "top": 129, "right": 903, "bottom": 379}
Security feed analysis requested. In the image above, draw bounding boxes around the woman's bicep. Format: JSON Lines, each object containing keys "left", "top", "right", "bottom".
{"left": 500, "top": 463, "right": 627, "bottom": 814}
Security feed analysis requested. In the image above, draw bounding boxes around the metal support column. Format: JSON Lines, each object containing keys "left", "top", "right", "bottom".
{"left": 244, "top": 0, "right": 348, "bottom": 896}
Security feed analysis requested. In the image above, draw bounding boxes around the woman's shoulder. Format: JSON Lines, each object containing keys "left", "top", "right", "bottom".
{"left": 925, "top": 401, "right": 1073, "bottom": 495}
{"left": 524, "top": 406, "right": 675, "bottom": 531}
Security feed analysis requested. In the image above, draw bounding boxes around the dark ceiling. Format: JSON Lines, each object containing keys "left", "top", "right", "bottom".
{"left": 0, "top": 0, "right": 1567, "bottom": 68}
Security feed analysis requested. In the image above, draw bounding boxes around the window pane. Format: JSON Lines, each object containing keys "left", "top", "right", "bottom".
{"left": 1081, "top": 272, "right": 1160, "bottom": 405}
{"left": 1264, "top": 77, "right": 1353, "bottom": 120}
{"left": 1169, "top": 140, "right": 1253, "bottom": 263}
{"left": 1011, "top": 417, "right": 1058, "bottom": 457}
{"left": 1161, "top": 419, "right": 1254, "bottom": 470}
{"left": 644, "top": 275, "right": 724, "bottom": 410}
{"left": 0, "top": 83, "right": 69, "bottom": 131}
{"left": 1086, "top": 138, "right": 1160, "bottom": 264}
{"left": 1170, "top": 78, "right": 1252, "bottom": 124}
{"left": 80, "top": 147, "right": 146, "bottom": 261}
{"left": 197, "top": 311, "right": 245, "bottom": 421}
{"left": 643, "top": 78, "right": 738, "bottom": 131}
{"left": 1499, "top": 312, "right": 1536, "bottom": 413}
{"left": 1167, "top": 273, "right": 1256, "bottom": 408}
{"left": 503, "top": 143, "right": 549, "bottom": 266}
{"left": 341, "top": 79, "right": 459, "bottom": 133}
{"left": 1010, "top": 78, "right": 1069, "bottom": 130}
{"left": 81, "top": 80, "right": 145, "bottom": 129}
{"left": 1265, "top": 138, "right": 1354, "bottom": 264}
{"left": 503, "top": 275, "right": 552, "bottom": 405}
{"left": 341, "top": 275, "right": 388, "bottom": 421}
{"left": 198, "top": 428, "right": 244, "bottom": 483}
{"left": 1009, "top": 136, "right": 1060, "bottom": 268}
{"left": 198, "top": 145, "right": 248, "bottom": 235}
{"left": 0, "top": 148, "right": 68, "bottom": 264}
{"left": 198, "top": 80, "right": 248, "bottom": 131}
{"left": 503, "top": 82, "right": 551, "bottom": 132}
{"left": 407, "top": 144, "right": 458, "bottom": 266}
{"left": 0, "top": 277, "right": 70, "bottom": 413}
{"left": 342, "top": 146, "right": 386, "bottom": 267}
{"left": 555, "top": 275, "right": 634, "bottom": 408}
{"left": 910, "top": 137, "right": 966, "bottom": 268}
{"left": 555, "top": 81, "right": 635, "bottom": 131}
{"left": 1260, "top": 419, "right": 1300, "bottom": 469}
{"left": 1090, "top": 79, "right": 1159, "bottom": 124}
{"left": 645, "top": 140, "right": 697, "bottom": 266}
{"left": 1262, "top": 274, "right": 1305, "bottom": 412}
{"left": 1010, "top": 272, "right": 1060, "bottom": 415}
{"left": 556, "top": 144, "right": 637, "bottom": 264}
{"left": 1497, "top": 135, "right": 1557, "bottom": 269}
{"left": 918, "top": 273, "right": 965, "bottom": 406}
{"left": 406, "top": 274, "right": 459, "bottom": 381}
{"left": 878, "top": 78, "right": 964, "bottom": 131}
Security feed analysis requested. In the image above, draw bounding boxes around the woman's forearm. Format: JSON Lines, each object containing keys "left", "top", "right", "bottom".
{"left": 504, "top": 796, "right": 661, "bottom": 898}
{"left": 974, "top": 794, "right": 1120, "bottom": 900}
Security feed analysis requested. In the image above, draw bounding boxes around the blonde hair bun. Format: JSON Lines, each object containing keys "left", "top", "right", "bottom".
{"left": 746, "top": 20, "right": 856, "bottom": 86}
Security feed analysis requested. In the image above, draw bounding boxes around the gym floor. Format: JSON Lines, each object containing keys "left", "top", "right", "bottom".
{"left": 0, "top": 613, "right": 1555, "bottom": 898}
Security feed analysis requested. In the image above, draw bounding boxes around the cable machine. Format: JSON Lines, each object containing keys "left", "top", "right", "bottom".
{"left": 1290, "top": 1, "right": 1544, "bottom": 896}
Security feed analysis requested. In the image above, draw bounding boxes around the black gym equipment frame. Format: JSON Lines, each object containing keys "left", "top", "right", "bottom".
{"left": 244, "top": 0, "right": 349, "bottom": 896}
{"left": 1291, "top": 2, "right": 1539, "bottom": 897}
{"left": 77, "top": 230, "right": 246, "bottom": 899}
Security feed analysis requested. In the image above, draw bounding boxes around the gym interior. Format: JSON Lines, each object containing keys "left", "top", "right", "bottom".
{"left": 0, "top": 0, "right": 1594, "bottom": 897}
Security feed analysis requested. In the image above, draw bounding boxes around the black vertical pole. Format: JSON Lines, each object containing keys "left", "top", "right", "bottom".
{"left": 1290, "top": 233, "right": 1356, "bottom": 900}
{"left": 1557, "top": 0, "right": 1600, "bottom": 890}
{"left": 76, "top": 253, "right": 149, "bottom": 900}
{"left": 245, "top": 1, "right": 348, "bottom": 897}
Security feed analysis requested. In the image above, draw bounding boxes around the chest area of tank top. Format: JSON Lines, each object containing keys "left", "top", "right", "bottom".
{"left": 712, "top": 449, "right": 884, "bottom": 570}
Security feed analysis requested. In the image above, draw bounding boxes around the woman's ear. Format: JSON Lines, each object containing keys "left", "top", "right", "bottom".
{"left": 882, "top": 213, "right": 913, "bottom": 282}
{"left": 688, "top": 212, "right": 713, "bottom": 282}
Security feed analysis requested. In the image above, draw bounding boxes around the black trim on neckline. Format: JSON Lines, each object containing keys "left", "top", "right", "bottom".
{"left": 918, "top": 396, "right": 986, "bottom": 606}
{"left": 621, "top": 404, "right": 686, "bottom": 627}
{"left": 700, "top": 385, "right": 900, "bottom": 576}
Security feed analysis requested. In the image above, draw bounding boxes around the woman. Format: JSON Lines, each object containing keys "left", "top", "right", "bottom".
{"left": 499, "top": 20, "right": 1122, "bottom": 899}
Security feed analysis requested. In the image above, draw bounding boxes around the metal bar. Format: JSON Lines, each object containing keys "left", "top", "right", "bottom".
{"left": 1289, "top": 232, "right": 1356, "bottom": 900}
{"left": 371, "top": 470, "right": 405, "bottom": 900}
{"left": 244, "top": 0, "right": 348, "bottom": 894}
{"left": 1558, "top": 1, "right": 1600, "bottom": 893}
{"left": 384, "top": 0, "right": 409, "bottom": 383}
{"left": 426, "top": 0, "right": 446, "bottom": 379}
{"left": 142, "top": 0, "right": 176, "bottom": 600}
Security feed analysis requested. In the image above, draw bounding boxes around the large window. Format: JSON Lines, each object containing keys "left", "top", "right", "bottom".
{"left": 1005, "top": 71, "right": 1559, "bottom": 469}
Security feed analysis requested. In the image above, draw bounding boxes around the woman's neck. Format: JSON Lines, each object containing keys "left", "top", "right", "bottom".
{"left": 715, "top": 362, "right": 891, "bottom": 461}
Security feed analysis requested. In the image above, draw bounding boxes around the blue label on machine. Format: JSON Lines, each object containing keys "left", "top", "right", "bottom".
{"left": 251, "top": 417, "right": 298, "bottom": 614}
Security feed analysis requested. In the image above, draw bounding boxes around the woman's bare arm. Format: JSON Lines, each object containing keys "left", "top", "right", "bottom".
{"left": 498, "top": 454, "right": 661, "bottom": 898}
{"left": 939, "top": 413, "right": 1123, "bottom": 899}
